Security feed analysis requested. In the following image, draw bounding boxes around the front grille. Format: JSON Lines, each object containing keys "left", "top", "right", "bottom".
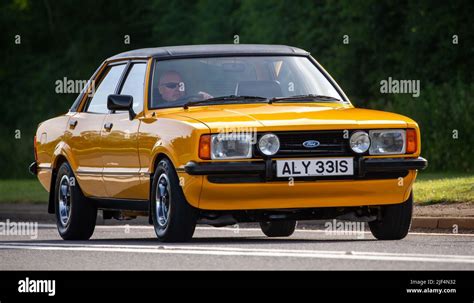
{"left": 257, "top": 130, "right": 352, "bottom": 157}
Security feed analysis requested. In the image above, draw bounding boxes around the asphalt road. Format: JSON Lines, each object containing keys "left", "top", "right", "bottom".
{"left": 0, "top": 224, "right": 473, "bottom": 270}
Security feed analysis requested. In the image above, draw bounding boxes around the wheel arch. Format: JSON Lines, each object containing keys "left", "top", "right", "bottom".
{"left": 147, "top": 152, "right": 177, "bottom": 222}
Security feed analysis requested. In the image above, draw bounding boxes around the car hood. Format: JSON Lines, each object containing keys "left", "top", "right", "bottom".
{"left": 176, "top": 103, "right": 415, "bottom": 132}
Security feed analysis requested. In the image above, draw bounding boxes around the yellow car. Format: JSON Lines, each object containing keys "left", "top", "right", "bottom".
{"left": 30, "top": 44, "right": 427, "bottom": 242}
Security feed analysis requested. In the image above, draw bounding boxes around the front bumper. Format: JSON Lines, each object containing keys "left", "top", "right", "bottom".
{"left": 181, "top": 157, "right": 427, "bottom": 210}
{"left": 184, "top": 156, "right": 428, "bottom": 177}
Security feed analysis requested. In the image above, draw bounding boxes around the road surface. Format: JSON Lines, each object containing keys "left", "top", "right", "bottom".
{"left": 0, "top": 224, "right": 473, "bottom": 270}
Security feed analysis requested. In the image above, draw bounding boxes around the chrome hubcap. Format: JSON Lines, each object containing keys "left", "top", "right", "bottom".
{"left": 58, "top": 175, "right": 71, "bottom": 226}
{"left": 156, "top": 174, "right": 171, "bottom": 227}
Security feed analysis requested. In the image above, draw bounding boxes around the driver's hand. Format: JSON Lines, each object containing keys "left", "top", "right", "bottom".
{"left": 198, "top": 91, "right": 213, "bottom": 100}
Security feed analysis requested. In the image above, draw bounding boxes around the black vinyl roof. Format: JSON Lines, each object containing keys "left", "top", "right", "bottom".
{"left": 107, "top": 44, "right": 309, "bottom": 60}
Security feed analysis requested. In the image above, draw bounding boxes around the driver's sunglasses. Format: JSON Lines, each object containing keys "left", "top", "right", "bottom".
{"left": 160, "top": 82, "right": 180, "bottom": 89}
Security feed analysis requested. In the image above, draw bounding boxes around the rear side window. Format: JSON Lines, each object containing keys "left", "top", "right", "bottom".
{"left": 86, "top": 64, "right": 126, "bottom": 113}
{"left": 119, "top": 63, "right": 147, "bottom": 113}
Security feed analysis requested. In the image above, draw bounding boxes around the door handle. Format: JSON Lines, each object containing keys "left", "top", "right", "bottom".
{"left": 69, "top": 120, "right": 78, "bottom": 129}
{"left": 104, "top": 122, "right": 113, "bottom": 131}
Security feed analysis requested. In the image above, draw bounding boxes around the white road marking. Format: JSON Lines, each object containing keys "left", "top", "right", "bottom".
{"left": 36, "top": 224, "right": 474, "bottom": 237}
{"left": 0, "top": 242, "right": 473, "bottom": 264}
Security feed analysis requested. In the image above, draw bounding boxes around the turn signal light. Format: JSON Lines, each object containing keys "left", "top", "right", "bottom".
{"left": 199, "top": 135, "right": 211, "bottom": 160}
{"left": 406, "top": 129, "right": 417, "bottom": 154}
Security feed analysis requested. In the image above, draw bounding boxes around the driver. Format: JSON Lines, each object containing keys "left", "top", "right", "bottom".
{"left": 158, "top": 70, "right": 212, "bottom": 102}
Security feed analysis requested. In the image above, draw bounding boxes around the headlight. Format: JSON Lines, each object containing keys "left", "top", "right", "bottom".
{"left": 211, "top": 134, "right": 252, "bottom": 159}
{"left": 350, "top": 131, "right": 370, "bottom": 153}
{"left": 258, "top": 133, "right": 280, "bottom": 156}
{"left": 369, "top": 129, "right": 406, "bottom": 155}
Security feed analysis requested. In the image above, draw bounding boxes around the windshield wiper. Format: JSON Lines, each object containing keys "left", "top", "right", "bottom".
{"left": 269, "top": 94, "right": 340, "bottom": 104}
{"left": 183, "top": 95, "right": 267, "bottom": 109}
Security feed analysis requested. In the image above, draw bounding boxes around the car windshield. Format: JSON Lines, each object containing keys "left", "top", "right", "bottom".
{"left": 151, "top": 56, "right": 344, "bottom": 108}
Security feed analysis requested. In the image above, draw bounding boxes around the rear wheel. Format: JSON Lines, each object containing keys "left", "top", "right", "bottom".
{"left": 260, "top": 220, "right": 297, "bottom": 237}
{"left": 151, "top": 159, "right": 197, "bottom": 242}
{"left": 55, "top": 162, "right": 97, "bottom": 240}
{"left": 369, "top": 192, "right": 413, "bottom": 240}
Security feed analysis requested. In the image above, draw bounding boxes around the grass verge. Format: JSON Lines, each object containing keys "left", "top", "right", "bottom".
{"left": 414, "top": 172, "right": 473, "bottom": 205}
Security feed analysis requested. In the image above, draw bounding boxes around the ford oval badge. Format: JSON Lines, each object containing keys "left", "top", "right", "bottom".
{"left": 303, "top": 140, "right": 320, "bottom": 148}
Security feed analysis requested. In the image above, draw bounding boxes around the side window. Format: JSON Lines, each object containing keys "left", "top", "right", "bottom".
{"left": 119, "top": 63, "right": 146, "bottom": 113}
{"left": 86, "top": 64, "right": 126, "bottom": 113}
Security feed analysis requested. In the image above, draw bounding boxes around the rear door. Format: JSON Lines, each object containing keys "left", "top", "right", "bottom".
{"left": 67, "top": 62, "right": 127, "bottom": 197}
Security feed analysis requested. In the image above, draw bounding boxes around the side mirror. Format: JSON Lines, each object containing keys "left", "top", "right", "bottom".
{"left": 107, "top": 94, "right": 136, "bottom": 120}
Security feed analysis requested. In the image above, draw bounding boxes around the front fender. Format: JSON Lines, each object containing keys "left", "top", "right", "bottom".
{"left": 141, "top": 114, "right": 209, "bottom": 208}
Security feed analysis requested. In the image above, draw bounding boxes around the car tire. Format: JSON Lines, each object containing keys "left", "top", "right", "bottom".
{"left": 369, "top": 192, "right": 413, "bottom": 240}
{"left": 260, "top": 220, "right": 297, "bottom": 237}
{"left": 55, "top": 162, "right": 97, "bottom": 240}
{"left": 151, "top": 158, "right": 197, "bottom": 242}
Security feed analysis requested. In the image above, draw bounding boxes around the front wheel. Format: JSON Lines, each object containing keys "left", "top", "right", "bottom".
{"left": 369, "top": 192, "right": 413, "bottom": 240}
{"left": 151, "top": 159, "right": 197, "bottom": 242}
{"left": 260, "top": 220, "right": 297, "bottom": 237}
